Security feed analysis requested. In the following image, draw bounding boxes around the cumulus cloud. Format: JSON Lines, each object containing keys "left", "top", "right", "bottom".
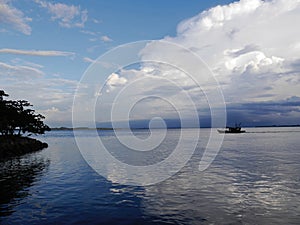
{"left": 177, "top": 0, "right": 262, "bottom": 33}
{"left": 98, "top": 0, "right": 300, "bottom": 125}
{"left": 105, "top": 73, "right": 127, "bottom": 92}
{"left": 36, "top": 0, "right": 88, "bottom": 28}
{"left": 0, "top": 48, "right": 75, "bottom": 57}
{"left": 150, "top": 0, "right": 300, "bottom": 103}
{"left": 0, "top": 0, "right": 32, "bottom": 35}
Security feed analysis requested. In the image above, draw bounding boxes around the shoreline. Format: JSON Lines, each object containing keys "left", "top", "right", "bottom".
{"left": 50, "top": 125, "right": 300, "bottom": 131}
{"left": 0, "top": 136, "right": 48, "bottom": 160}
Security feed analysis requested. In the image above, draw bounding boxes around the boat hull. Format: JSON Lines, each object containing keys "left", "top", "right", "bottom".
{"left": 217, "top": 129, "right": 246, "bottom": 134}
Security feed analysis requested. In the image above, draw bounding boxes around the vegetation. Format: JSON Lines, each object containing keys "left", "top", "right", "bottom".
{"left": 0, "top": 90, "right": 50, "bottom": 159}
{"left": 0, "top": 90, "right": 50, "bottom": 136}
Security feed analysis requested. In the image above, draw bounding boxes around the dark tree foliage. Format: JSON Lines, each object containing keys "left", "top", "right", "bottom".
{"left": 0, "top": 90, "right": 51, "bottom": 136}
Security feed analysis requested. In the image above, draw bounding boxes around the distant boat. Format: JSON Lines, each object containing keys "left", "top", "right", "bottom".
{"left": 218, "top": 123, "right": 246, "bottom": 134}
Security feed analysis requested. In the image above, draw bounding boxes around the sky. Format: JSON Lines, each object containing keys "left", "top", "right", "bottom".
{"left": 0, "top": 0, "right": 300, "bottom": 127}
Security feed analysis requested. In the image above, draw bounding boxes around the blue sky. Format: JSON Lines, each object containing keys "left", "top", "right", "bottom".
{"left": 1, "top": 0, "right": 300, "bottom": 127}
{"left": 0, "top": 0, "right": 234, "bottom": 81}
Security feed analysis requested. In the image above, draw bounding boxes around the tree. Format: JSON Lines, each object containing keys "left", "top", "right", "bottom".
{"left": 0, "top": 90, "right": 8, "bottom": 100}
{"left": 0, "top": 90, "right": 51, "bottom": 136}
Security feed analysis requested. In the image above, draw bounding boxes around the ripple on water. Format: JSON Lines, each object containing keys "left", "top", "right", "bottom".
{"left": 0, "top": 128, "right": 300, "bottom": 224}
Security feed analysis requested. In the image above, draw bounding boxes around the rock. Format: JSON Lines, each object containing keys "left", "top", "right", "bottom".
{"left": 0, "top": 136, "right": 48, "bottom": 160}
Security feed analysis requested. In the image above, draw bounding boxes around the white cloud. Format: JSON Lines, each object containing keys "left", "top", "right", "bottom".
{"left": 86, "top": 35, "right": 113, "bottom": 42}
{"left": 101, "top": 35, "right": 113, "bottom": 42}
{"left": 178, "top": 0, "right": 262, "bottom": 32}
{"left": 0, "top": 48, "right": 75, "bottom": 57}
{"left": 82, "top": 57, "right": 119, "bottom": 69}
{"left": 152, "top": 0, "right": 300, "bottom": 103}
{"left": 92, "top": 19, "right": 101, "bottom": 24}
{"left": 0, "top": 70, "right": 78, "bottom": 127}
{"left": 0, "top": 0, "right": 32, "bottom": 35}
{"left": 224, "top": 50, "right": 284, "bottom": 73}
{"left": 36, "top": 0, "right": 88, "bottom": 28}
{"left": 80, "top": 30, "right": 111, "bottom": 43}
{"left": 0, "top": 61, "right": 44, "bottom": 79}
{"left": 80, "top": 30, "right": 97, "bottom": 36}
{"left": 3, "top": 0, "right": 298, "bottom": 126}
{"left": 10, "top": 58, "right": 44, "bottom": 68}
{"left": 95, "top": 0, "right": 300, "bottom": 124}
{"left": 89, "top": 37, "right": 98, "bottom": 42}
{"left": 106, "top": 73, "right": 127, "bottom": 92}
{"left": 83, "top": 57, "right": 96, "bottom": 63}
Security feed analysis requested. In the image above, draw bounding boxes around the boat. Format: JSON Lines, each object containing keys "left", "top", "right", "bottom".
{"left": 217, "top": 123, "right": 246, "bottom": 134}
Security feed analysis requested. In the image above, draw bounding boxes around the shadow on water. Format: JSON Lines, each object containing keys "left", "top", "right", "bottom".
{"left": 0, "top": 154, "right": 50, "bottom": 218}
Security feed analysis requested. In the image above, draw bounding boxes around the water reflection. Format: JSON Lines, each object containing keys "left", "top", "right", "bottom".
{"left": 1, "top": 129, "right": 300, "bottom": 224}
{"left": 0, "top": 154, "right": 49, "bottom": 217}
{"left": 138, "top": 130, "right": 300, "bottom": 225}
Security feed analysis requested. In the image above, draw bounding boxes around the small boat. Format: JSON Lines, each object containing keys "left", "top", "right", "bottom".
{"left": 218, "top": 123, "right": 246, "bottom": 134}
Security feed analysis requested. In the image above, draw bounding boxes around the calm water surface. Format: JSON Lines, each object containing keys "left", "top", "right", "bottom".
{"left": 1, "top": 128, "right": 300, "bottom": 224}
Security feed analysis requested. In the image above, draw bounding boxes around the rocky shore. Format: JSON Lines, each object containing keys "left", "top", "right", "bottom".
{"left": 0, "top": 136, "right": 48, "bottom": 160}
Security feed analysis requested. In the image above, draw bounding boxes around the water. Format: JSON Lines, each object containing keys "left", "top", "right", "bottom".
{"left": 1, "top": 128, "right": 300, "bottom": 224}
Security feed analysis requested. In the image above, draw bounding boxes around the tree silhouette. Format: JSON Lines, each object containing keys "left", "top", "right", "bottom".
{"left": 0, "top": 90, "right": 50, "bottom": 136}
